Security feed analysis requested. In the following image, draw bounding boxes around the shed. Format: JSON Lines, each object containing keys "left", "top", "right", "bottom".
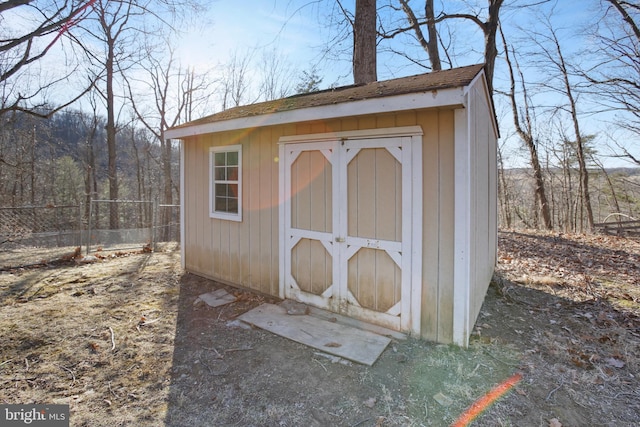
{"left": 166, "top": 63, "right": 498, "bottom": 346}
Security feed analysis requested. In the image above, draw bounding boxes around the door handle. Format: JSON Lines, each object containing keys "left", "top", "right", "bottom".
{"left": 335, "top": 237, "right": 346, "bottom": 243}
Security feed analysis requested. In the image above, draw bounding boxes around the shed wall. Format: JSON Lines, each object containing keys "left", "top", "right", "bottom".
{"left": 468, "top": 78, "right": 499, "bottom": 330}
{"left": 182, "top": 109, "right": 458, "bottom": 340}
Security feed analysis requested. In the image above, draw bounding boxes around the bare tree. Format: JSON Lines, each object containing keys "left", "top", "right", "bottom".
{"left": 219, "top": 49, "right": 254, "bottom": 110}
{"left": 500, "top": 28, "right": 553, "bottom": 230}
{"left": 397, "top": 0, "right": 441, "bottom": 71}
{"left": 585, "top": 0, "right": 640, "bottom": 165}
{"left": 73, "top": 0, "right": 201, "bottom": 228}
{"left": 125, "top": 40, "right": 213, "bottom": 238}
{"left": 78, "top": 93, "right": 104, "bottom": 222}
{"left": 382, "top": 0, "right": 504, "bottom": 90}
{"left": 497, "top": 141, "right": 513, "bottom": 228}
{"left": 526, "top": 13, "right": 595, "bottom": 231}
{"left": 0, "top": 0, "right": 97, "bottom": 117}
{"left": 258, "top": 48, "right": 296, "bottom": 101}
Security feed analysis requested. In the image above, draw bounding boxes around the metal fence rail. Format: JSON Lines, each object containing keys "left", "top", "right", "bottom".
{"left": 87, "top": 199, "right": 154, "bottom": 254}
{"left": 0, "top": 205, "right": 82, "bottom": 248}
{"left": 0, "top": 200, "right": 180, "bottom": 269}
{"left": 0, "top": 205, "right": 82, "bottom": 269}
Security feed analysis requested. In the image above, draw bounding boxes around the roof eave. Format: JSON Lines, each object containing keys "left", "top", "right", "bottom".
{"left": 165, "top": 86, "right": 467, "bottom": 140}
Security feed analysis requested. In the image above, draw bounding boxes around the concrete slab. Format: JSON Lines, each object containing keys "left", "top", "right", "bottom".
{"left": 238, "top": 303, "right": 391, "bottom": 366}
{"left": 194, "top": 289, "right": 236, "bottom": 308}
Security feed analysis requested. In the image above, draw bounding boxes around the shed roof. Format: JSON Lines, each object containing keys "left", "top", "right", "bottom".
{"left": 166, "top": 64, "right": 491, "bottom": 139}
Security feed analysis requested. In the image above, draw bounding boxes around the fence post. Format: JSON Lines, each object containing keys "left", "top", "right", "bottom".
{"left": 152, "top": 200, "right": 157, "bottom": 252}
{"left": 77, "top": 204, "right": 82, "bottom": 249}
{"left": 86, "top": 198, "right": 93, "bottom": 256}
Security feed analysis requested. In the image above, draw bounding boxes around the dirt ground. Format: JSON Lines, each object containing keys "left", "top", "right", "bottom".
{"left": 0, "top": 231, "right": 638, "bottom": 426}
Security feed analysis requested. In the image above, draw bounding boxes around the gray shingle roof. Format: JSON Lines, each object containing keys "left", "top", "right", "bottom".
{"left": 170, "top": 64, "right": 486, "bottom": 130}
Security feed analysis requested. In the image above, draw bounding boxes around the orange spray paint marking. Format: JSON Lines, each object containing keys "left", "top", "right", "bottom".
{"left": 451, "top": 373, "right": 522, "bottom": 427}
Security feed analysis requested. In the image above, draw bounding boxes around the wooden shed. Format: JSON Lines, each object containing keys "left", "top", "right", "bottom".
{"left": 166, "top": 63, "right": 498, "bottom": 346}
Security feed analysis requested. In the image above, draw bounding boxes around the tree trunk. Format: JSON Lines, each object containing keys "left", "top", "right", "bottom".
{"left": 497, "top": 143, "right": 512, "bottom": 228}
{"left": 501, "top": 29, "right": 552, "bottom": 230}
{"left": 106, "top": 38, "right": 119, "bottom": 229}
{"left": 551, "top": 27, "right": 594, "bottom": 231}
{"left": 161, "top": 134, "right": 173, "bottom": 241}
{"left": 483, "top": 0, "right": 504, "bottom": 92}
{"left": 353, "top": 0, "right": 377, "bottom": 84}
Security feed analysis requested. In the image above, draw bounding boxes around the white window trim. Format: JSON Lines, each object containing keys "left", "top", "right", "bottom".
{"left": 209, "top": 145, "right": 242, "bottom": 222}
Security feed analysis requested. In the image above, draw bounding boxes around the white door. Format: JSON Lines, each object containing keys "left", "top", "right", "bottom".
{"left": 281, "top": 132, "right": 421, "bottom": 332}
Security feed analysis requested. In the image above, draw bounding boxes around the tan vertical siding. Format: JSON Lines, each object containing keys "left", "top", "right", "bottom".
{"left": 289, "top": 146, "right": 333, "bottom": 296}
{"left": 347, "top": 248, "right": 401, "bottom": 312}
{"left": 291, "top": 150, "right": 332, "bottom": 232}
{"left": 419, "top": 111, "right": 442, "bottom": 341}
{"left": 183, "top": 108, "right": 471, "bottom": 344}
{"left": 183, "top": 128, "right": 280, "bottom": 294}
{"left": 347, "top": 148, "right": 401, "bottom": 241}
{"left": 345, "top": 142, "right": 403, "bottom": 314}
{"left": 436, "top": 111, "right": 455, "bottom": 343}
{"left": 258, "top": 128, "right": 274, "bottom": 294}
{"left": 375, "top": 114, "right": 397, "bottom": 129}
{"left": 468, "top": 80, "right": 498, "bottom": 327}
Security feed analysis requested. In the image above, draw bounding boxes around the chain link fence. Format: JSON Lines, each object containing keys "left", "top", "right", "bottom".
{"left": 86, "top": 200, "right": 180, "bottom": 254}
{"left": 0, "top": 200, "right": 180, "bottom": 269}
{"left": 0, "top": 205, "right": 82, "bottom": 268}
{"left": 87, "top": 199, "right": 154, "bottom": 254}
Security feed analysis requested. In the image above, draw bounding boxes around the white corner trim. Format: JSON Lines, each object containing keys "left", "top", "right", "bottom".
{"left": 410, "top": 134, "right": 423, "bottom": 336}
{"left": 165, "top": 89, "right": 462, "bottom": 140}
{"left": 278, "top": 143, "right": 286, "bottom": 299}
{"left": 179, "top": 139, "right": 185, "bottom": 270}
{"left": 453, "top": 106, "right": 471, "bottom": 347}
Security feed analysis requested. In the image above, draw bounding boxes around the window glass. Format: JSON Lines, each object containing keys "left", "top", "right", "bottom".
{"left": 210, "top": 146, "right": 242, "bottom": 220}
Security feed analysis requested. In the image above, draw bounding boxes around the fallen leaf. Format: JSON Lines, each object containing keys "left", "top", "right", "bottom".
{"left": 324, "top": 342, "right": 341, "bottom": 348}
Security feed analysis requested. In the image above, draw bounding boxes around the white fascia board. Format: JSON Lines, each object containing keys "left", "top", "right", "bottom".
{"left": 165, "top": 87, "right": 466, "bottom": 140}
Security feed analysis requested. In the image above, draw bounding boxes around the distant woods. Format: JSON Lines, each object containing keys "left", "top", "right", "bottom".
{"left": 1, "top": 1, "right": 640, "bottom": 234}
{"left": 0, "top": 109, "right": 175, "bottom": 213}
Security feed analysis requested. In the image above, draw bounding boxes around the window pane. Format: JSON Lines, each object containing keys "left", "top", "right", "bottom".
{"left": 210, "top": 146, "right": 241, "bottom": 219}
{"left": 215, "top": 152, "right": 226, "bottom": 166}
{"left": 216, "top": 183, "right": 228, "bottom": 197}
{"left": 227, "top": 198, "right": 238, "bottom": 213}
{"left": 227, "top": 166, "right": 238, "bottom": 181}
{"left": 215, "top": 197, "right": 228, "bottom": 212}
{"left": 227, "top": 151, "right": 238, "bottom": 166}
{"left": 215, "top": 166, "right": 226, "bottom": 181}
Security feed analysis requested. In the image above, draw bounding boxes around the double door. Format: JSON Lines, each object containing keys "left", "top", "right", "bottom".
{"left": 281, "top": 134, "right": 419, "bottom": 332}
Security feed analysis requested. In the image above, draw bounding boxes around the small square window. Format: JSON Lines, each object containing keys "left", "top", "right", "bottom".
{"left": 210, "top": 145, "right": 242, "bottom": 221}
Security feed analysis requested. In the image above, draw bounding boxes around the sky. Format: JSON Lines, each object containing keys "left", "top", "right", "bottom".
{"left": 3, "top": 0, "right": 637, "bottom": 168}
{"left": 176, "top": 1, "right": 353, "bottom": 86}
{"left": 172, "top": 0, "right": 638, "bottom": 168}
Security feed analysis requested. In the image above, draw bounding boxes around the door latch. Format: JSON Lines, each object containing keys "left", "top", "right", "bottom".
{"left": 335, "top": 237, "right": 346, "bottom": 243}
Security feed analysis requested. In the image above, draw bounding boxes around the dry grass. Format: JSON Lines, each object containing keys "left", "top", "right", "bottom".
{"left": 0, "top": 231, "right": 638, "bottom": 426}
{"left": 0, "top": 249, "right": 181, "bottom": 426}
